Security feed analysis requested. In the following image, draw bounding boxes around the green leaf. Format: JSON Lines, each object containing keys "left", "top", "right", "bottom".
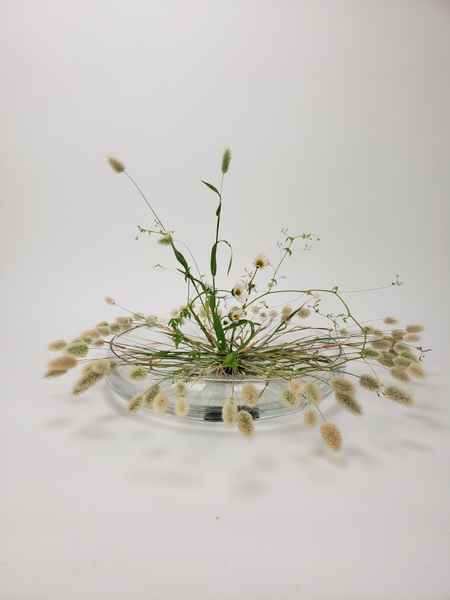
{"left": 211, "top": 240, "right": 233, "bottom": 277}
{"left": 172, "top": 246, "right": 190, "bottom": 273}
{"left": 209, "top": 295, "right": 226, "bottom": 351}
{"left": 210, "top": 242, "right": 218, "bottom": 277}
{"left": 210, "top": 239, "right": 233, "bottom": 277}
{"left": 223, "top": 353, "right": 239, "bottom": 372}
{"left": 223, "top": 240, "right": 233, "bottom": 275}
{"left": 201, "top": 180, "right": 221, "bottom": 197}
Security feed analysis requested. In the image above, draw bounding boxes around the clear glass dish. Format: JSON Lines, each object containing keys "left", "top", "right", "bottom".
{"left": 106, "top": 328, "right": 343, "bottom": 422}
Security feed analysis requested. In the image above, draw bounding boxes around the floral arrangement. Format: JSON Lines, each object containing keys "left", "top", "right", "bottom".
{"left": 44, "top": 150, "right": 427, "bottom": 452}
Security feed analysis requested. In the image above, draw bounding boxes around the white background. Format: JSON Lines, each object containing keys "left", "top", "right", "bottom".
{"left": 1, "top": 1, "right": 450, "bottom": 599}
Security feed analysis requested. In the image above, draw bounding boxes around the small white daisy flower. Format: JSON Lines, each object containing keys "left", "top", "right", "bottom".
{"left": 230, "top": 307, "right": 245, "bottom": 322}
{"left": 232, "top": 281, "right": 248, "bottom": 304}
{"left": 253, "top": 253, "right": 269, "bottom": 269}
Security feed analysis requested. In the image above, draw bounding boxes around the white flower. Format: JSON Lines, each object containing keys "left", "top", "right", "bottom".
{"left": 253, "top": 253, "right": 270, "bottom": 269}
{"left": 232, "top": 281, "right": 248, "bottom": 304}
{"left": 230, "top": 307, "right": 245, "bottom": 322}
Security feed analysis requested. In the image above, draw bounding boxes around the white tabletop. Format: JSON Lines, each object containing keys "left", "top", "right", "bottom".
{"left": 1, "top": 2, "right": 449, "bottom": 599}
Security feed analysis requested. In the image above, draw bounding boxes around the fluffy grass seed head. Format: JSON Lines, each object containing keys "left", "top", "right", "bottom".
{"left": 406, "top": 324, "right": 424, "bottom": 334}
{"left": 408, "top": 362, "right": 426, "bottom": 379}
{"left": 280, "top": 388, "right": 301, "bottom": 409}
{"left": 241, "top": 383, "right": 259, "bottom": 408}
{"left": 359, "top": 374, "right": 382, "bottom": 392}
{"left": 115, "top": 316, "right": 131, "bottom": 326}
{"left": 288, "top": 379, "right": 305, "bottom": 394}
{"left": 105, "top": 296, "right": 116, "bottom": 306}
{"left": 384, "top": 385, "right": 414, "bottom": 406}
{"left": 394, "top": 356, "right": 413, "bottom": 368}
{"left": 390, "top": 367, "right": 411, "bottom": 383}
{"left": 72, "top": 370, "right": 104, "bottom": 396}
{"left": 47, "top": 355, "right": 78, "bottom": 371}
{"left": 95, "top": 325, "right": 111, "bottom": 336}
{"left": 377, "top": 352, "right": 395, "bottom": 367}
{"left": 126, "top": 393, "right": 143, "bottom": 414}
{"left": 281, "top": 305, "right": 293, "bottom": 319}
{"left": 361, "top": 347, "right": 380, "bottom": 359}
{"left": 109, "top": 323, "right": 122, "bottom": 334}
{"left": 91, "top": 358, "right": 116, "bottom": 375}
{"left": 237, "top": 410, "right": 255, "bottom": 440}
{"left": 129, "top": 366, "right": 148, "bottom": 381}
{"left": 80, "top": 329, "right": 101, "bottom": 340}
{"left": 268, "top": 309, "right": 277, "bottom": 319}
{"left": 221, "top": 147, "right": 232, "bottom": 174}
{"left": 335, "top": 392, "right": 363, "bottom": 416}
{"left": 158, "top": 233, "right": 173, "bottom": 246}
{"left": 383, "top": 316, "right": 398, "bottom": 325}
{"left": 174, "top": 381, "right": 188, "bottom": 398}
{"left": 142, "top": 384, "right": 160, "bottom": 407}
{"left": 251, "top": 305, "right": 260, "bottom": 314}
{"left": 222, "top": 397, "right": 238, "bottom": 428}
{"left": 47, "top": 339, "right": 68, "bottom": 351}
{"left": 174, "top": 397, "right": 190, "bottom": 417}
{"left": 320, "top": 422, "right": 343, "bottom": 452}
{"left": 297, "top": 307, "right": 311, "bottom": 319}
{"left": 305, "top": 381, "right": 322, "bottom": 405}
{"left": 391, "top": 329, "right": 405, "bottom": 340}
{"left": 153, "top": 392, "right": 169, "bottom": 414}
{"left": 370, "top": 339, "right": 392, "bottom": 351}
{"left": 303, "top": 409, "right": 318, "bottom": 428}
{"left": 44, "top": 369, "right": 68, "bottom": 378}
{"left": 107, "top": 156, "right": 125, "bottom": 173}
{"left": 399, "top": 349, "right": 419, "bottom": 362}
{"left": 65, "top": 341, "right": 89, "bottom": 358}
{"left": 330, "top": 376, "right": 356, "bottom": 395}
{"left": 394, "top": 342, "right": 409, "bottom": 352}
{"left": 361, "top": 325, "right": 376, "bottom": 334}
{"left": 404, "top": 333, "right": 421, "bottom": 343}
